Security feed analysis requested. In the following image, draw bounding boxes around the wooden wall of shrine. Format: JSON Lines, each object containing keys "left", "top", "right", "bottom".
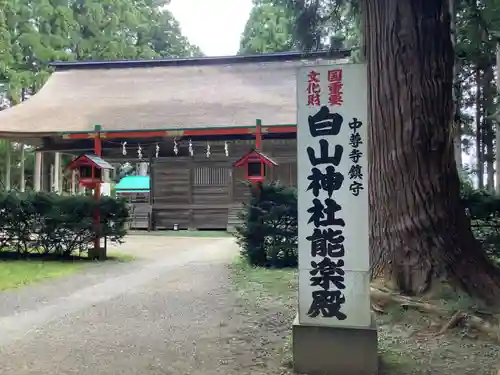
{"left": 151, "top": 138, "right": 297, "bottom": 230}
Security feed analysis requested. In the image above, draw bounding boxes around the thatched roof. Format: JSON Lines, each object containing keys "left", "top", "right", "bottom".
{"left": 0, "top": 52, "right": 350, "bottom": 138}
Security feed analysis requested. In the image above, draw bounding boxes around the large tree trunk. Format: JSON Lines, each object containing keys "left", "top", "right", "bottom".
{"left": 449, "top": 0, "right": 463, "bottom": 170}
{"left": 362, "top": 0, "right": 500, "bottom": 304}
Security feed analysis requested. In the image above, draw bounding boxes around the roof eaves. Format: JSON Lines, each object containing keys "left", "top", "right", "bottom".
{"left": 48, "top": 50, "right": 352, "bottom": 71}
{"left": 84, "top": 154, "right": 114, "bottom": 170}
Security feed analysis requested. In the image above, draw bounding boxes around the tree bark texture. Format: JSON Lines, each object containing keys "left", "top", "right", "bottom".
{"left": 449, "top": 0, "right": 463, "bottom": 170}
{"left": 362, "top": 0, "right": 500, "bottom": 304}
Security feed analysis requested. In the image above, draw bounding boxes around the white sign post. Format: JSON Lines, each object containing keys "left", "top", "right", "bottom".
{"left": 293, "top": 63, "right": 377, "bottom": 375}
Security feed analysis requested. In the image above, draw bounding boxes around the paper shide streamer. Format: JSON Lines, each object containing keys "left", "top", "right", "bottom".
{"left": 173, "top": 138, "right": 179, "bottom": 155}
{"left": 137, "top": 144, "right": 142, "bottom": 159}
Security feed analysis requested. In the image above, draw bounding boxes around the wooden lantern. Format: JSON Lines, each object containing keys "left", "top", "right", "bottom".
{"left": 66, "top": 154, "right": 114, "bottom": 189}
{"left": 234, "top": 148, "right": 278, "bottom": 184}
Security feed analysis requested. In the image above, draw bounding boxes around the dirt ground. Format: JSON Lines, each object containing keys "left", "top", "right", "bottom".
{"left": 229, "top": 260, "right": 500, "bottom": 375}
{"left": 0, "top": 234, "right": 497, "bottom": 375}
{"left": 0, "top": 236, "right": 263, "bottom": 375}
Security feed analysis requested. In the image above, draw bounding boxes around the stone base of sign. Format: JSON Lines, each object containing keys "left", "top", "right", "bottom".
{"left": 292, "top": 314, "right": 378, "bottom": 375}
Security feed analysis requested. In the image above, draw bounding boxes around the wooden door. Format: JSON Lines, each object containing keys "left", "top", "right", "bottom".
{"left": 153, "top": 159, "right": 191, "bottom": 229}
{"left": 191, "top": 163, "right": 231, "bottom": 229}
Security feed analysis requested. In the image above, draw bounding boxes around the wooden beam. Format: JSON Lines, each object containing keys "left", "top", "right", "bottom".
{"left": 54, "top": 152, "right": 61, "bottom": 193}
{"left": 263, "top": 125, "right": 296, "bottom": 134}
{"left": 61, "top": 125, "right": 298, "bottom": 141}
{"left": 61, "top": 133, "right": 94, "bottom": 140}
{"left": 71, "top": 170, "right": 76, "bottom": 195}
{"left": 20, "top": 143, "right": 25, "bottom": 192}
{"left": 34, "top": 151, "right": 42, "bottom": 192}
{"left": 101, "top": 131, "right": 168, "bottom": 139}
{"left": 5, "top": 140, "right": 11, "bottom": 190}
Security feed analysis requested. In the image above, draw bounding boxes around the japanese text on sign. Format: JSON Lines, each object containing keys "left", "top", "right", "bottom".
{"left": 305, "top": 103, "right": 347, "bottom": 320}
{"left": 307, "top": 70, "right": 321, "bottom": 106}
{"left": 328, "top": 69, "right": 343, "bottom": 107}
{"left": 348, "top": 118, "right": 364, "bottom": 196}
{"left": 298, "top": 63, "right": 370, "bottom": 329}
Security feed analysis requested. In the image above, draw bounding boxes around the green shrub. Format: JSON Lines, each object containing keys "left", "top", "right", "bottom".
{"left": 461, "top": 189, "right": 500, "bottom": 261}
{"left": 235, "top": 177, "right": 500, "bottom": 269}
{"left": 0, "top": 191, "right": 128, "bottom": 257}
{"left": 235, "top": 182, "right": 297, "bottom": 268}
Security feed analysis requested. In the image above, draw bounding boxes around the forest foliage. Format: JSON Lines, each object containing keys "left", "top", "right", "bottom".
{"left": 0, "top": 0, "right": 201, "bottom": 104}
{"left": 0, "top": 0, "right": 202, "bottom": 189}
{"left": 239, "top": 0, "right": 500, "bottom": 191}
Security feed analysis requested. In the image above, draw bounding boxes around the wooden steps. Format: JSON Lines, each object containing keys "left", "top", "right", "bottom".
{"left": 227, "top": 205, "right": 244, "bottom": 233}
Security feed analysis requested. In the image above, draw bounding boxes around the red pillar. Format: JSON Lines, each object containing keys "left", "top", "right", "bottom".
{"left": 93, "top": 125, "right": 102, "bottom": 252}
{"left": 256, "top": 119, "right": 265, "bottom": 191}
{"left": 255, "top": 119, "right": 262, "bottom": 150}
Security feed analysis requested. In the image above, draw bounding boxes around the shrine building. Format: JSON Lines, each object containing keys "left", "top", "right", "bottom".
{"left": 0, "top": 50, "right": 349, "bottom": 231}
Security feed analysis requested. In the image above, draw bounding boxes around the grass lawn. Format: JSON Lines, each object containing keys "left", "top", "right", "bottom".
{"left": 231, "top": 256, "right": 297, "bottom": 304}
{"left": 230, "top": 256, "right": 500, "bottom": 375}
{"left": 107, "top": 252, "right": 136, "bottom": 262}
{"left": 230, "top": 257, "right": 297, "bottom": 372}
{"left": 0, "top": 251, "right": 135, "bottom": 291}
{"left": 0, "top": 260, "right": 85, "bottom": 291}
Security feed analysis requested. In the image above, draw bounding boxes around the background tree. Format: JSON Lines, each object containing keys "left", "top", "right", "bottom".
{"left": 0, "top": 0, "right": 202, "bottom": 104}
{"left": 362, "top": 0, "right": 500, "bottom": 303}
{"left": 260, "top": 0, "right": 500, "bottom": 304}
{"left": 454, "top": 0, "right": 500, "bottom": 192}
{"left": 239, "top": 0, "right": 294, "bottom": 54}
{"left": 0, "top": 0, "right": 201, "bottom": 190}
{"left": 240, "top": 0, "right": 359, "bottom": 54}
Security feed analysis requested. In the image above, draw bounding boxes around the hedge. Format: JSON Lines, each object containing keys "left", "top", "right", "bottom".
{"left": 235, "top": 182, "right": 298, "bottom": 268}
{"left": 0, "top": 191, "right": 129, "bottom": 257}
{"left": 462, "top": 189, "right": 500, "bottom": 261}
{"left": 236, "top": 181, "right": 500, "bottom": 268}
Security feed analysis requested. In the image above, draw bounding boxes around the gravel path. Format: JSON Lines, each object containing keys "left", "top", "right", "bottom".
{"left": 0, "top": 235, "right": 255, "bottom": 375}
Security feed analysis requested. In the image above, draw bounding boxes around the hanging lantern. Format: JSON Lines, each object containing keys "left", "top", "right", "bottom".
{"left": 188, "top": 139, "right": 194, "bottom": 157}
{"left": 206, "top": 143, "right": 211, "bottom": 158}
{"left": 122, "top": 141, "right": 127, "bottom": 156}
{"left": 155, "top": 143, "right": 160, "bottom": 158}
{"left": 137, "top": 144, "right": 143, "bottom": 159}
{"left": 224, "top": 141, "right": 229, "bottom": 157}
{"left": 173, "top": 138, "right": 179, "bottom": 155}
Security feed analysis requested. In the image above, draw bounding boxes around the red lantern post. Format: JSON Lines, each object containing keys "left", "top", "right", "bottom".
{"left": 93, "top": 125, "right": 102, "bottom": 253}
{"left": 66, "top": 136, "right": 114, "bottom": 260}
{"left": 234, "top": 119, "right": 278, "bottom": 192}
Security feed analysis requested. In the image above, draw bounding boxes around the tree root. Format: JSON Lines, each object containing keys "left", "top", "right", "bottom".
{"left": 370, "top": 287, "right": 500, "bottom": 343}
{"left": 437, "top": 310, "right": 466, "bottom": 335}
